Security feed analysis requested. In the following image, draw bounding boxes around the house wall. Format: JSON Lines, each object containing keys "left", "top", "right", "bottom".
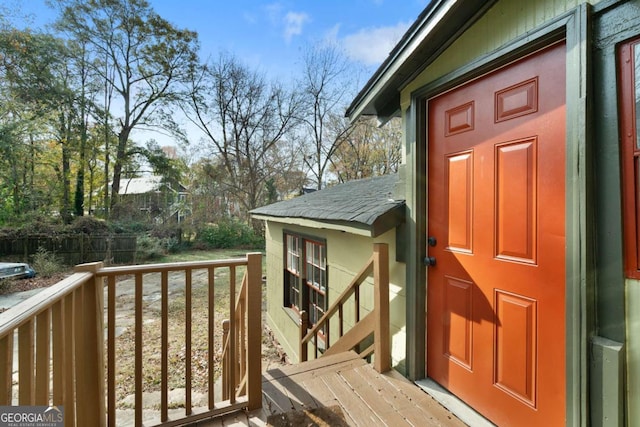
{"left": 396, "top": 0, "right": 617, "bottom": 423}
{"left": 263, "top": 220, "right": 407, "bottom": 372}
{"left": 591, "top": 3, "right": 640, "bottom": 425}
{"left": 626, "top": 282, "right": 640, "bottom": 424}
{"left": 401, "top": 0, "right": 602, "bottom": 110}
{"left": 400, "top": 0, "right": 602, "bottom": 380}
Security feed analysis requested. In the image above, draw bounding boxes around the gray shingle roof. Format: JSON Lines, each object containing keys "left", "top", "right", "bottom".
{"left": 251, "top": 174, "right": 405, "bottom": 237}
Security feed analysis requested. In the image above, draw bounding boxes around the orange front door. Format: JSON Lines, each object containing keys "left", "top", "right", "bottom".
{"left": 426, "top": 42, "right": 566, "bottom": 426}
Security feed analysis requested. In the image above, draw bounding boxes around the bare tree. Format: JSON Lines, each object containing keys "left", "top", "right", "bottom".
{"left": 298, "top": 42, "right": 356, "bottom": 190}
{"left": 183, "top": 52, "right": 300, "bottom": 222}
{"left": 330, "top": 117, "right": 402, "bottom": 182}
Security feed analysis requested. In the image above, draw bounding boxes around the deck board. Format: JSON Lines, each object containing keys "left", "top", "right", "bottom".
{"left": 194, "top": 351, "right": 465, "bottom": 426}
{"left": 321, "top": 371, "right": 386, "bottom": 426}
{"left": 338, "top": 367, "right": 410, "bottom": 424}
{"left": 299, "top": 376, "right": 339, "bottom": 407}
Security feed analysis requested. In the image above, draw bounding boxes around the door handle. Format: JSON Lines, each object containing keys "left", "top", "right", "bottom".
{"left": 423, "top": 256, "right": 436, "bottom": 266}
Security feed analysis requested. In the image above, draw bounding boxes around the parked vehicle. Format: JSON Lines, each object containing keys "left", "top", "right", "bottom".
{"left": 0, "top": 262, "right": 36, "bottom": 280}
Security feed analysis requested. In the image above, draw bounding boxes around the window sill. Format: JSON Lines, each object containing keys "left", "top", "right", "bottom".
{"left": 282, "top": 306, "right": 301, "bottom": 326}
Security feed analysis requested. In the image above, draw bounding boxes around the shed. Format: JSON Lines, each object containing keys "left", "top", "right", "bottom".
{"left": 251, "top": 174, "right": 407, "bottom": 369}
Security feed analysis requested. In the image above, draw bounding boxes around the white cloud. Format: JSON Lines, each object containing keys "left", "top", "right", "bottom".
{"left": 324, "top": 23, "right": 341, "bottom": 43}
{"left": 283, "top": 11, "right": 310, "bottom": 43}
{"left": 341, "top": 22, "right": 410, "bottom": 66}
{"left": 264, "top": 3, "right": 284, "bottom": 25}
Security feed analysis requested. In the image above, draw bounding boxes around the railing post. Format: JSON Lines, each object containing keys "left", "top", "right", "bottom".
{"left": 222, "top": 320, "right": 230, "bottom": 401}
{"left": 299, "top": 310, "right": 308, "bottom": 363}
{"left": 74, "top": 262, "right": 106, "bottom": 426}
{"left": 373, "top": 244, "right": 390, "bottom": 373}
{"left": 246, "top": 252, "right": 262, "bottom": 410}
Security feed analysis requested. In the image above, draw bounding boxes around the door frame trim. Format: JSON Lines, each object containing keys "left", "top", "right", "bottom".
{"left": 405, "top": 5, "right": 592, "bottom": 425}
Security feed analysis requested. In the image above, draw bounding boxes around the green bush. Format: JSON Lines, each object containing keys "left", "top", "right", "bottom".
{"left": 109, "top": 219, "right": 151, "bottom": 235}
{"left": 68, "top": 216, "right": 110, "bottom": 235}
{"left": 135, "top": 234, "right": 165, "bottom": 261}
{"left": 163, "top": 237, "right": 182, "bottom": 253}
{"left": 195, "top": 220, "right": 264, "bottom": 249}
{"left": 31, "top": 247, "right": 64, "bottom": 277}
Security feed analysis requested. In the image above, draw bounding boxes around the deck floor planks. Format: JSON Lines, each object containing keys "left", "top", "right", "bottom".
{"left": 298, "top": 375, "right": 341, "bottom": 410}
{"left": 196, "top": 351, "right": 463, "bottom": 427}
{"left": 261, "top": 380, "right": 293, "bottom": 414}
{"left": 320, "top": 368, "right": 386, "bottom": 427}
{"left": 338, "top": 366, "right": 414, "bottom": 425}
{"left": 348, "top": 365, "right": 415, "bottom": 412}
{"left": 263, "top": 352, "right": 366, "bottom": 381}
{"left": 266, "top": 374, "right": 317, "bottom": 412}
{"left": 382, "top": 370, "right": 466, "bottom": 426}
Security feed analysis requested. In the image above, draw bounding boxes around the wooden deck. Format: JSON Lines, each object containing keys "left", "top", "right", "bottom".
{"left": 196, "top": 351, "right": 465, "bottom": 426}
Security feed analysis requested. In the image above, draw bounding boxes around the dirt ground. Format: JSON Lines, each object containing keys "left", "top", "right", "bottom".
{"left": 0, "top": 272, "right": 70, "bottom": 295}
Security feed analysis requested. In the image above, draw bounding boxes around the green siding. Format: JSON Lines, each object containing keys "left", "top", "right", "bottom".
{"left": 627, "top": 280, "right": 640, "bottom": 426}
{"left": 401, "top": 0, "right": 602, "bottom": 110}
{"left": 590, "top": 337, "right": 624, "bottom": 427}
{"left": 592, "top": 2, "right": 640, "bottom": 425}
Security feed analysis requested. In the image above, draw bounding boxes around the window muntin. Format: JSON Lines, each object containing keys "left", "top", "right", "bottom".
{"left": 284, "top": 233, "right": 327, "bottom": 329}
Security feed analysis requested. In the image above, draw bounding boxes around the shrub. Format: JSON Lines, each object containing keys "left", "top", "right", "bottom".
{"left": 195, "top": 220, "right": 264, "bottom": 249}
{"left": 67, "top": 216, "right": 110, "bottom": 235}
{"left": 149, "top": 223, "right": 180, "bottom": 240}
{"left": 135, "top": 234, "right": 164, "bottom": 261}
{"left": 109, "top": 219, "right": 151, "bottom": 235}
{"left": 163, "top": 237, "right": 182, "bottom": 253}
{"left": 31, "top": 247, "right": 64, "bottom": 277}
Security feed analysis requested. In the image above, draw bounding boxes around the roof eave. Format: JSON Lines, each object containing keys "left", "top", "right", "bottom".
{"left": 370, "top": 204, "right": 406, "bottom": 238}
{"left": 251, "top": 203, "right": 406, "bottom": 238}
{"left": 345, "top": 0, "right": 497, "bottom": 122}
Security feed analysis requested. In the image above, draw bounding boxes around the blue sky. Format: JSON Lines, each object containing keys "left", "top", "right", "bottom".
{"left": 8, "top": 0, "right": 429, "bottom": 148}
{"left": 12, "top": 0, "right": 429, "bottom": 78}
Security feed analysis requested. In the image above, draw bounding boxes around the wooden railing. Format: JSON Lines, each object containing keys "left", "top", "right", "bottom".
{"left": 0, "top": 252, "right": 262, "bottom": 427}
{"left": 0, "top": 267, "right": 104, "bottom": 426}
{"left": 299, "top": 243, "right": 390, "bottom": 373}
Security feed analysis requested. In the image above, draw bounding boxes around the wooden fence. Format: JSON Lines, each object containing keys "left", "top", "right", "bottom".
{"left": 0, "top": 235, "right": 137, "bottom": 265}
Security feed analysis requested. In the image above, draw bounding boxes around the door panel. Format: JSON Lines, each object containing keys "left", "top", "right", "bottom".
{"left": 494, "top": 290, "right": 537, "bottom": 406}
{"left": 495, "top": 139, "right": 537, "bottom": 263}
{"left": 426, "top": 42, "right": 566, "bottom": 426}
{"left": 446, "top": 152, "right": 474, "bottom": 252}
{"left": 443, "top": 276, "right": 473, "bottom": 369}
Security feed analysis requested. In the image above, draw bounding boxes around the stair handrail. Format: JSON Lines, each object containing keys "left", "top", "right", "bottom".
{"left": 299, "top": 243, "right": 389, "bottom": 372}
